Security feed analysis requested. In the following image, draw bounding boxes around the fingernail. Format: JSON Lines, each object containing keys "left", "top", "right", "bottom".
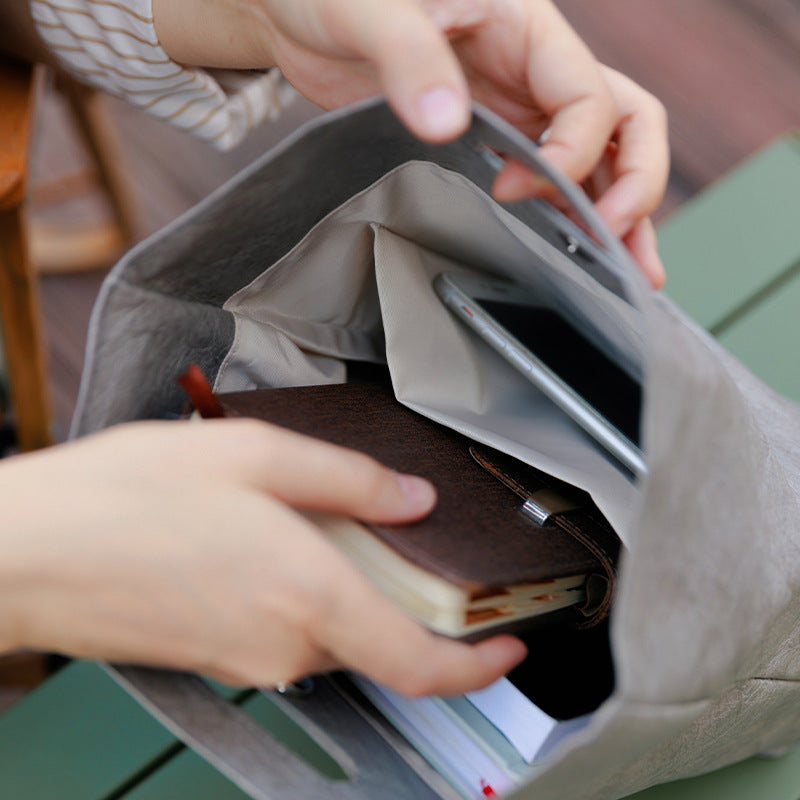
{"left": 642, "top": 226, "right": 667, "bottom": 289}
{"left": 507, "top": 637, "right": 528, "bottom": 665}
{"left": 648, "top": 252, "right": 667, "bottom": 289}
{"left": 395, "top": 473, "right": 437, "bottom": 510}
{"left": 628, "top": 218, "right": 666, "bottom": 289}
{"left": 486, "top": 635, "right": 528, "bottom": 670}
{"left": 414, "top": 87, "right": 468, "bottom": 141}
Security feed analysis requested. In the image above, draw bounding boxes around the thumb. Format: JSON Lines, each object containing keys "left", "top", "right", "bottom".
{"left": 204, "top": 419, "right": 438, "bottom": 523}
{"left": 332, "top": 0, "right": 471, "bottom": 141}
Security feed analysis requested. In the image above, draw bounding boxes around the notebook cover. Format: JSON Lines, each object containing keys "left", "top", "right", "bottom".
{"left": 216, "top": 380, "right": 612, "bottom": 594}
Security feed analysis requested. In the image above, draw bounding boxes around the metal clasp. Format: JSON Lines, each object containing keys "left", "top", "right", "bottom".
{"left": 521, "top": 489, "right": 580, "bottom": 526}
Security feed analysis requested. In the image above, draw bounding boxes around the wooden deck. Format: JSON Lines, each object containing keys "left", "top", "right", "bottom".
{"left": 28, "top": 0, "right": 800, "bottom": 439}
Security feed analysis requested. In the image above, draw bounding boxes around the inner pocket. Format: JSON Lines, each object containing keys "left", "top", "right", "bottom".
{"left": 216, "top": 160, "right": 645, "bottom": 537}
{"left": 373, "top": 227, "right": 639, "bottom": 536}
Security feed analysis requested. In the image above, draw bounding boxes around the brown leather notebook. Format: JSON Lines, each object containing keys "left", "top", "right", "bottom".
{"left": 204, "top": 379, "right": 619, "bottom": 638}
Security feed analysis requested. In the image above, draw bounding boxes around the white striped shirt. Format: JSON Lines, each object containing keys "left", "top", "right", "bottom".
{"left": 30, "top": 0, "right": 296, "bottom": 149}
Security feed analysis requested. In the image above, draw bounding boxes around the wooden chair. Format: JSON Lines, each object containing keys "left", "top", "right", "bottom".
{"left": 0, "top": 56, "right": 50, "bottom": 452}
{"left": 0, "top": 55, "right": 138, "bottom": 452}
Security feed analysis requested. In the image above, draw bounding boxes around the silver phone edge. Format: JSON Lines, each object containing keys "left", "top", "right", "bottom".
{"left": 433, "top": 273, "right": 646, "bottom": 477}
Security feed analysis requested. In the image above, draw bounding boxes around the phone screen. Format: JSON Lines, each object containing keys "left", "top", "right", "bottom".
{"left": 474, "top": 299, "right": 642, "bottom": 445}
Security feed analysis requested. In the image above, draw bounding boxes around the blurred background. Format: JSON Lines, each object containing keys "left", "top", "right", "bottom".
{"left": 21, "top": 0, "right": 800, "bottom": 441}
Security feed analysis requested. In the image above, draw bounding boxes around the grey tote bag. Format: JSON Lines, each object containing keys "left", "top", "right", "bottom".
{"left": 73, "top": 99, "right": 800, "bottom": 800}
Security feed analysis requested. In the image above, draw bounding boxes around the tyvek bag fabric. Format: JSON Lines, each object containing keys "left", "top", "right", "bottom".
{"left": 73, "top": 99, "right": 800, "bottom": 800}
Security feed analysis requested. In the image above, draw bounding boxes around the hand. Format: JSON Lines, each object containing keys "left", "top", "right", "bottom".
{"left": 153, "top": 0, "right": 669, "bottom": 286}
{"left": 0, "top": 420, "right": 526, "bottom": 694}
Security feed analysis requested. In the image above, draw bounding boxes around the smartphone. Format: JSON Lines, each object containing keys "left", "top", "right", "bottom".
{"left": 433, "top": 272, "right": 645, "bottom": 475}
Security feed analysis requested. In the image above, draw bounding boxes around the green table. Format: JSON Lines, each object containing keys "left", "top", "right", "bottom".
{"left": 3, "top": 133, "right": 800, "bottom": 800}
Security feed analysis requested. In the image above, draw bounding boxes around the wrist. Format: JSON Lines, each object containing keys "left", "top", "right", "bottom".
{"left": 152, "top": 0, "right": 278, "bottom": 69}
{"left": 0, "top": 459, "right": 57, "bottom": 655}
{"left": 0, "top": 532, "right": 34, "bottom": 656}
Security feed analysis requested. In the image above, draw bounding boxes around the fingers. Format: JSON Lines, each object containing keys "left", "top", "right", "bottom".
{"left": 348, "top": 626, "right": 528, "bottom": 697}
{"left": 193, "top": 419, "right": 437, "bottom": 524}
{"left": 623, "top": 218, "right": 665, "bottom": 289}
{"left": 310, "top": 558, "right": 528, "bottom": 695}
{"left": 492, "top": 2, "right": 617, "bottom": 200}
{"left": 488, "top": 31, "right": 668, "bottom": 284}
{"left": 196, "top": 509, "right": 526, "bottom": 694}
{"left": 191, "top": 425, "right": 524, "bottom": 695}
{"left": 486, "top": 6, "right": 669, "bottom": 251}
{"left": 319, "top": 0, "right": 471, "bottom": 141}
{"left": 592, "top": 68, "right": 670, "bottom": 242}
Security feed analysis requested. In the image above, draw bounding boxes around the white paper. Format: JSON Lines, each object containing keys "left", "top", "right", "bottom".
{"left": 466, "top": 678, "right": 558, "bottom": 763}
{"left": 356, "top": 678, "right": 518, "bottom": 799}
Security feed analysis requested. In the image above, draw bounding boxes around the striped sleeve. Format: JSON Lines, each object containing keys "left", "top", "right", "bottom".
{"left": 29, "top": 0, "right": 296, "bottom": 149}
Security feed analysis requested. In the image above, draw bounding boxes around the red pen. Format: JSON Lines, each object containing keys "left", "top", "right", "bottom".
{"left": 177, "top": 363, "right": 226, "bottom": 419}
{"left": 480, "top": 779, "right": 497, "bottom": 798}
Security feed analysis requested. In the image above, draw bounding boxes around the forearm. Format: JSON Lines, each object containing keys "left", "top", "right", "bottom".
{"left": 20, "top": 0, "right": 293, "bottom": 149}
{"left": 151, "top": 0, "right": 277, "bottom": 69}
